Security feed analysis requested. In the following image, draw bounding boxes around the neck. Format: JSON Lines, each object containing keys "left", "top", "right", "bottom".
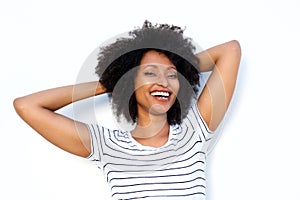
{"left": 131, "top": 111, "right": 169, "bottom": 140}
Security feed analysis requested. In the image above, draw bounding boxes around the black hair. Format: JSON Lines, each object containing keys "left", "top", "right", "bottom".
{"left": 95, "top": 20, "right": 201, "bottom": 125}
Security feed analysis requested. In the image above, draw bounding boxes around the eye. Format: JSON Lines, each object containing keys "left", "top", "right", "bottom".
{"left": 144, "top": 71, "right": 156, "bottom": 76}
{"left": 167, "top": 72, "right": 178, "bottom": 79}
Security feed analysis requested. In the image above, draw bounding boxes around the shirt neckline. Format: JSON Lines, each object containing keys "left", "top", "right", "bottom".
{"left": 126, "top": 124, "right": 180, "bottom": 150}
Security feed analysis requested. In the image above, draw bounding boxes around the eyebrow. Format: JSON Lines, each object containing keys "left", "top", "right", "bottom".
{"left": 141, "top": 64, "right": 177, "bottom": 70}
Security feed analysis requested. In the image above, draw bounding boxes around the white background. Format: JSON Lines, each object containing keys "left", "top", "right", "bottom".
{"left": 1, "top": 0, "right": 299, "bottom": 199}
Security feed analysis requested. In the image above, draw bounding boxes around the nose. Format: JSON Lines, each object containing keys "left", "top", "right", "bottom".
{"left": 157, "top": 74, "right": 168, "bottom": 87}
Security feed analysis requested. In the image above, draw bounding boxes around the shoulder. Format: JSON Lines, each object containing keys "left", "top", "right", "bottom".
{"left": 87, "top": 123, "right": 129, "bottom": 139}
{"left": 182, "top": 103, "right": 215, "bottom": 136}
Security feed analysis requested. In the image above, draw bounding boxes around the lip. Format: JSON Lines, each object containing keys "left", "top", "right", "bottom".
{"left": 150, "top": 90, "right": 173, "bottom": 102}
{"left": 150, "top": 89, "right": 172, "bottom": 95}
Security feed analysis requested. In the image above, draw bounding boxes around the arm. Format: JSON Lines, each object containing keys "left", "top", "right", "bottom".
{"left": 195, "top": 40, "right": 241, "bottom": 131}
{"left": 13, "top": 81, "right": 106, "bottom": 157}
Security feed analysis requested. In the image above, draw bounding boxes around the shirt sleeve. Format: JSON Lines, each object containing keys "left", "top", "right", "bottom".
{"left": 85, "top": 123, "right": 103, "bottom": 168}
{"left": 186, "top": 103, "right": 218, "bottom": 155}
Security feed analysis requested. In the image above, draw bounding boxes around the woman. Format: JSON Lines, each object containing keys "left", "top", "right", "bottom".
{"left": 14, "top": 21, "right": 241, "bottom": 199}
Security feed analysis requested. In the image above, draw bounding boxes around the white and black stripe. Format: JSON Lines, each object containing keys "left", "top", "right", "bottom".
{"left": 87, "top": 104, "right": 215, "bottom": 200}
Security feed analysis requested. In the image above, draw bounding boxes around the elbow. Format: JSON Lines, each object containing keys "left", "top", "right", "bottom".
{"left": 224, "top": 40, "right": 242, "bottom": 64}
{"left": 13, "top": 97, "right": 22, "bottom": 113}
{"left": 13, "top": 97, "right": 29, "bottom": 117}
{"left": 229, "top": 40, "right": 242, "bottom": 55}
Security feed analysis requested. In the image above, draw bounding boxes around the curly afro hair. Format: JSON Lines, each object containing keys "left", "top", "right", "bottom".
{"left": 95, "top": 20, "right": 201, "bottom": 125}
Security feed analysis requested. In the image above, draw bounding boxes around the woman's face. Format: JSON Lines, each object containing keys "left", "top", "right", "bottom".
{"left": 134, "top": 50, "right": 180, "bottom": 117}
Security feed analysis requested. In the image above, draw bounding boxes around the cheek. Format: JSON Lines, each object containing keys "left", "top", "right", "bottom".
{"left": 134, "top": 73, "right": 149, "bottom": 90}
{"left": 134, "top": 77, "right": 157, "bottom": 93}
{"left": 134, "top": 80, "right": 146, "bottom": 90}
{"left": 171, "top": 80, "right": 180, "bottom": 95}
{"left": 134, "top": 84, "right": 150, "bottom": 100}
{"left": 135, "top": 77, "right": 156, "bottom": 90}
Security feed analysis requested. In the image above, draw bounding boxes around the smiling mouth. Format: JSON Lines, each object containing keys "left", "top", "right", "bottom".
{"left": 150, "top": 91, "right": 171, "bottom": 101}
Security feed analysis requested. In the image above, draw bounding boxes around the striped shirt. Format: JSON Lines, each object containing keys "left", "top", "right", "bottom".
{"left": 87, "top": 103, "right": 215, "bottom": 200}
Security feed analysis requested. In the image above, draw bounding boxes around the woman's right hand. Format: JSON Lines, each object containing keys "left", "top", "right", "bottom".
{"left": 13, "top": 81, "right": 106, "bottom": 157}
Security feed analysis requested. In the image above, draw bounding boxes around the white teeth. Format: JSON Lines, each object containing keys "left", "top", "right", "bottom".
{"left": 150, "top": 91, "right": 170, "bottom": 97}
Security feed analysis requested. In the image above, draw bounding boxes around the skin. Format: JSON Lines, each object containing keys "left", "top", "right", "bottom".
{"left": 196, "top": 40, "right": 241, "bottom": 130}
{"left": 13, "top": 40, "right": 241, "bottom": 157}
{"left": 131, "top": 50, "right": 180, "bottom": 147}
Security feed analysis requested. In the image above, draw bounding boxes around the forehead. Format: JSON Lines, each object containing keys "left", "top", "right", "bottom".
{"left": 140, "top": 50, "right": 175, "bottom": 67}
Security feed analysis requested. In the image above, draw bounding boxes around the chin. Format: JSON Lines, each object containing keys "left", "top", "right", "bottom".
{"left": 149, "top": 104, "right": 171, "bottom": 115}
